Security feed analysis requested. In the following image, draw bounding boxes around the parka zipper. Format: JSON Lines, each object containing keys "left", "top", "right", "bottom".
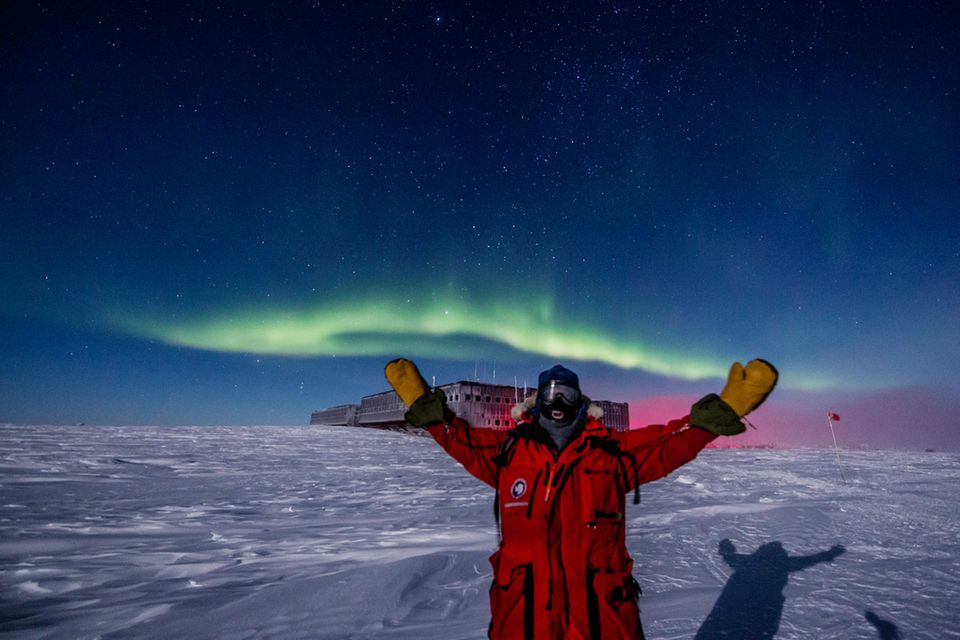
{"left": 544, "top": 463, "right": 564, "bottom": 501}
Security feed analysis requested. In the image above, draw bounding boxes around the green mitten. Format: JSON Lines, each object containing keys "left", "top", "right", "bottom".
{"left": 404, "top": 388, "right": 450, "bottom": 428}
{"left": 690, "top": 393, "right": 745, "bottom": 436}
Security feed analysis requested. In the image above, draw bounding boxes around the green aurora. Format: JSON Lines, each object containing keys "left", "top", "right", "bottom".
{"left": 111, "top": 298, "right": 831, "bottom": 389}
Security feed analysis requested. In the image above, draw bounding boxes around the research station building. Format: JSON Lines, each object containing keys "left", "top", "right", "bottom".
{"left": 311, "top": 380, "right": 630, "bottom": 432}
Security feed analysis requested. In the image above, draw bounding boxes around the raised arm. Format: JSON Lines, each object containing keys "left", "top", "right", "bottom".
{"left": 612, "top": 416, "right": 716, "bottom": 488}
{"left": 718, "top": 538, "right": 748, "bottom": 570}
{"left": 427, "top": 417, "right": 508, "bottom": 487}
{"left": 613, "top": 359, "right": 779, "bottom": 490}
{"left": 787, "top": 545, "right": 846, "bottom": 572}
{"left": 385, "top": 358, "right": 507, "bottom": 487}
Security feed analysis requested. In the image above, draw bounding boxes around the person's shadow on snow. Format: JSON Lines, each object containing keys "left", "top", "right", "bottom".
{"left": 865, "top": 609, "right": 902, "bottom": 639}
{"left": 694, "top": 539, "right": 846, "bottom": 640}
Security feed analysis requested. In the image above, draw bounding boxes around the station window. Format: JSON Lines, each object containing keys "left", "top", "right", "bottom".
{"left": 495, "top": 419, "right": 500, "bottom": 426}
{"left": 486, "top": 396, "right": 491, "bottom": 402}
{"left": 465, "top": 394, "right": 471, "bottom": 401}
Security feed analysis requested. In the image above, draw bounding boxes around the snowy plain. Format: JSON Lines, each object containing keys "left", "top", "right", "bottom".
{"left": 1, "top": 424, "right": 958, "bottom": 639}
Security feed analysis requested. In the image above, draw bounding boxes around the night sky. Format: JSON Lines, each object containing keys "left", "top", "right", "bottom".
{"left": 2, "top": 2, "right": 958, "bottom": 448}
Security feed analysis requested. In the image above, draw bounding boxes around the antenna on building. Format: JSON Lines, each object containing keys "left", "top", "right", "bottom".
{"left": 492, "top": 360, "right": 496, "bottom": 380}
{"left": 432, "top": 375, "right": 436, "bottom": 387}
{"left": 474, "top": 361, "right": 478, "bottom": 381}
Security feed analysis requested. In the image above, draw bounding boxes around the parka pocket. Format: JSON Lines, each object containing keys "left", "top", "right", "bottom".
{"left": 580, "top": 468, "right": 627, "bottom": 569}
{"left": 585, "top": 561, "right": 642, "bottom": 640}
{"left": 581, "top": 467, "right": 623, "bottom": 520}
{"left": 489, "top": 550, "right": 534, "bottom": 640}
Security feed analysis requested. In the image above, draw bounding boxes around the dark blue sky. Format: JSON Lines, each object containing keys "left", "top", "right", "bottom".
{"left": 2, "top": 2, "right": 958, "bottom": 445}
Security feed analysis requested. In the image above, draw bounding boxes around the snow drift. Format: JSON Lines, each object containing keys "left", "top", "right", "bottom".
{"left": 1, "top": 424, "right": 957, "bottom": 639}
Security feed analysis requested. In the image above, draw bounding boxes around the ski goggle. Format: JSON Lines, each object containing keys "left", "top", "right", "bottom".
{"left": 538, "top": 381, "right": 581, "bottom": 406}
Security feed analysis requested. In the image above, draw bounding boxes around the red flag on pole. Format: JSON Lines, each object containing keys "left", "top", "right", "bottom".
{"left": 825, "top": 412, "right": 846, "bottom": 483}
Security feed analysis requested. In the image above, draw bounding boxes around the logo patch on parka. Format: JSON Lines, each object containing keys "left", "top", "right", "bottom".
{"left": 510, "top": 478, "right": 527, "bottom": 499}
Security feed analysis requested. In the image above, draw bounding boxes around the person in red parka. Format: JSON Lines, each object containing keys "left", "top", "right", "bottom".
{"left": 385, "top": 358, "right": 778, "bottom": 640}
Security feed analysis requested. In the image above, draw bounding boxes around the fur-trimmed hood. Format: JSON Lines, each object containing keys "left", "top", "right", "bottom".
{"left": 511, "top": 391, "right": 604, "bottom": 423}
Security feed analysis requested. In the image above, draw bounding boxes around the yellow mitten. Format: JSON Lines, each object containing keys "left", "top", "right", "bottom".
{"left": 384, "top": 358, "right": 430, "bottom": 408}
{"left": 719, "top": 359, "right": 779, "bottom": 417}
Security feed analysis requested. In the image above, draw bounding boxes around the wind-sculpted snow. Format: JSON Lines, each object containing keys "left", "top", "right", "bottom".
{"left": 1, "top": 425, "right": 958, "bottom": 639}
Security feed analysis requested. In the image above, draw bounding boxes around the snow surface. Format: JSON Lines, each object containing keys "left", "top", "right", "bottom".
{"left": 1, "top": 424, "right": 958, "bottom": 639}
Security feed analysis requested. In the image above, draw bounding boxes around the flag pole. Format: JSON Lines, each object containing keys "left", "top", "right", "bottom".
{"left": 826, "top": 412, "right": 846, "bottom": 484}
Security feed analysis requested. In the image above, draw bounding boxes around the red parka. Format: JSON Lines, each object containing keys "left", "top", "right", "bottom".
{"left": 427, "top": 413, "right": 715, "bottom": 640}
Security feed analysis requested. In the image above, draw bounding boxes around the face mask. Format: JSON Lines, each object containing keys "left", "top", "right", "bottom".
{"left": 538, "top": 382, "right": 581, "bottom": 424}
